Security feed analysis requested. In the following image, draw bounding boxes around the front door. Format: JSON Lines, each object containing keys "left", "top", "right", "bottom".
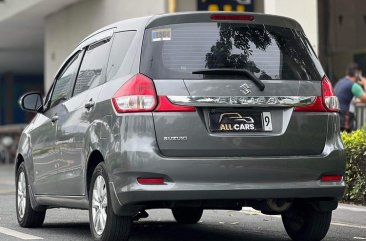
{"left": 30, "top": 108, "right": 59, "bottom": 195}
{"left": 32, "top": 51, "right": 82, "bottom": 195}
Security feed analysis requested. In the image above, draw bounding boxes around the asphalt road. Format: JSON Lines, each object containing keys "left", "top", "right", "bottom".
{"left": 0, "top": 164, "right": 365, "bottom": 241}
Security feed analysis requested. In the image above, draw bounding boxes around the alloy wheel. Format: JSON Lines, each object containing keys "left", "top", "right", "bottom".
{"left": 92, "top": 175, "right": 108, "bottom": 235}
{"left": 17, "top": 172, "right": 27, "bottom": 219}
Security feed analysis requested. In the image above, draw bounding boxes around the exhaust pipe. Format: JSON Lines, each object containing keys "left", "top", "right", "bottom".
{"left": 266, "top": 199, "right": 292, "bottom": 213}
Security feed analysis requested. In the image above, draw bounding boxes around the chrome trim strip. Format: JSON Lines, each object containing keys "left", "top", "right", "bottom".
{"left": 167, "top": 96, "right": 316, "bottom": 107}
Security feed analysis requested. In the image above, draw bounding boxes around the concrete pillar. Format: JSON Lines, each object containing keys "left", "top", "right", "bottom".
{"left": 176, "top": 0, "right": 196, "bottom": 12}
{"left": 3, "top": 73, "right": 14, "bottom": 124}
{"left": 263, "top": 0, "right": 319, "bottom": 54}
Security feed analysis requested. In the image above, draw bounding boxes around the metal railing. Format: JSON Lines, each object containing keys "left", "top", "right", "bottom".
{"left": 355, "top": 103, "right": 366, "bottom": 129}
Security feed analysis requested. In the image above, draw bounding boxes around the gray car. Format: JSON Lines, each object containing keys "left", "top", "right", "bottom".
{"left": 16, "top": 12, "right": 345, "bottom": 241}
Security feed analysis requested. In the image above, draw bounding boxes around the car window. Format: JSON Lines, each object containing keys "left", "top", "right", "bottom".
{"left": 49, "top": 52, "right": 82, "bottom": 109}
{"left": 73, "top": 39, "right": 111, "bottom": 96}
{"left": 141, "top": 23, "right": 322, "bottom": 81}
{"left": 106, "top": 31, "right": 136, "bottom": 81}
{"left": 42, "top": 81, "right": 55, "bottom": 111}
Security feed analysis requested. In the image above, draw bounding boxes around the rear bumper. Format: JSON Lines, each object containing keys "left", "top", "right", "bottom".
{"left": 108, "top": 148, "right": 346, "bottom": 215}
{"left": 112, "top": 181, "right": 345, "bottom": 203}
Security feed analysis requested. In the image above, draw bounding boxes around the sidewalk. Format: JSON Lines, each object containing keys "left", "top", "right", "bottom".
{"left": 338, "top": 203, "right": 366, "bottom": 211}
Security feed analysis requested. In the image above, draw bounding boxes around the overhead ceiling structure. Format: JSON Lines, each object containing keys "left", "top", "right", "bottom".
{"left": 0, "top": 0, "right": 81, "bottom": 75}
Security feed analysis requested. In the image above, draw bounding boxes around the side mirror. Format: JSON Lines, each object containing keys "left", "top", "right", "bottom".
{"left": 19, "top": 92, "right": 43, "bottom": 113}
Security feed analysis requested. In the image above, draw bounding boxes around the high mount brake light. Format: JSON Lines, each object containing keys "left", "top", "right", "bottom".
{"left": 210, "top": 14, "right": 254, "bottom": 21}
{"left": 112, "top": 74, "right": 196, "bottom": 113}
{"left": 295, "top": 75, "right": 339, "bottom": 112}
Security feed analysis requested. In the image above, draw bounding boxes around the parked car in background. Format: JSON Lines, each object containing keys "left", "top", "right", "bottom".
{"left": 16, "top": 12, "right": 345, "bottom": 241}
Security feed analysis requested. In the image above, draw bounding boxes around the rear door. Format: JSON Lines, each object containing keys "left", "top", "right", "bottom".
{"left": 55, "top": 31, "right": 113, "bottom": 196}
{"left": 141, "top": 18, "right": 327, "bottom": 157}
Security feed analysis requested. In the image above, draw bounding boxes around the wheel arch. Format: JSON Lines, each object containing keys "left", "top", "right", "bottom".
{"left": 15, "top": 154, "right": 25, "bottom": 177}
{"left": 86, "top": 150, "right": 105, "bottom": 199}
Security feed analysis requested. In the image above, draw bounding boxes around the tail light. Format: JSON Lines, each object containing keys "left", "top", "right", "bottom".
{"left": 295, "top": 76, "right": 339, "bottom": 112}
{"left": 322, "top": 76, "right": 340, "bottom": 112}
{"left": 112, "top": 74, "right": 157, "bottom": 113}
{"left": 112, "top": 74, "right": 195, "bottom": 113}
{"left": 137, "top": 177, "right": 165, "bottom": 185}
{"left": 155, "top": 96, "right": 195, "bottom": 112}
{"left": 321, "top": 175, "right": 343, "bottom": 182}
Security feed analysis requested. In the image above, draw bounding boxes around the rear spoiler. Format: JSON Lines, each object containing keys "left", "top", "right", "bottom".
{"left": 145, "top": 11, "right": 303, "bottom": 31}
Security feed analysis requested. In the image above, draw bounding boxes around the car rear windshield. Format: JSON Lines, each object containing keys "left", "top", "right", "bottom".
{"left": 140, "top": 22, "right": 323, "bottom": 80}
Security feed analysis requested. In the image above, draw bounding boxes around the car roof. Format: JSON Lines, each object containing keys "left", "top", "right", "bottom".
{"left": 79, "top": 15, "right": 153, "bottom": 44}
{"left": 80, "top": 11, "right": 303, "bottom": 45}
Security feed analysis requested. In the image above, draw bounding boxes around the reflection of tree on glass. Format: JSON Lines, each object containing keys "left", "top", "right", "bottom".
{"left": 271, "top": 29, "right": 320, "bottom": 80}
{"left": 205, "top": 23, "right": 271, "bottom": 77}
{"left": 204, "top": 23, "right": 320, "bottom": 81}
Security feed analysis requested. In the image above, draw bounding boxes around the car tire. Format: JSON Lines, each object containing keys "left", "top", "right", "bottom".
{"left": 281, "top": 205, "right": 332, "bottom": 241}
{"left": 16, "top": 163, "right": 46, "bottom": 228}
{"left": 89, "top": 163, "right": 132, "bottom": 241}
{"left": 172, "top": 207, "right": 203, "bottom": 224}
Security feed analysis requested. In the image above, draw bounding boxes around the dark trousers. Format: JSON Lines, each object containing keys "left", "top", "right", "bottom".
{"left": 339, "top": 111, "right": 355, "bottom": 132}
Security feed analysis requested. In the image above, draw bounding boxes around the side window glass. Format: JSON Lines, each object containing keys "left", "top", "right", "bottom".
{"left": 43, "top": 81, "right": 55, "bottom": 111}
{"left": 106, "top": 31, "right": 136, "bottom": 81}
{"left": 49, "top": 53, "right": 81, "bottom": 109}
{"left": 73, "top": 39, "right": 111, "bottom": 96}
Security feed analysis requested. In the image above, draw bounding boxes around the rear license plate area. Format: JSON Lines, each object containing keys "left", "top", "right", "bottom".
{"left": 209, "top": 111, "right": 273, "bottom": 132}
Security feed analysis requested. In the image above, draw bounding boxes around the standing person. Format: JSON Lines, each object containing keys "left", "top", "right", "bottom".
{"left": 334, "top": 63, "right": 366, "bottom": 132}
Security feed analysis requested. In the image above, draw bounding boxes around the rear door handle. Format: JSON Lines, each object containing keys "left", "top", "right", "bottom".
{"left": 84, "top": 100, "right": 95, "bottom": 109}
{"left": 51, "top": 115, "right": 59, "bottom": 123}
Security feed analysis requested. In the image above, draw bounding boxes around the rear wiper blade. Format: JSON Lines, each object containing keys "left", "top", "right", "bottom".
{"left": 192, "top": 68, "right": 265, "bottom": 91}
